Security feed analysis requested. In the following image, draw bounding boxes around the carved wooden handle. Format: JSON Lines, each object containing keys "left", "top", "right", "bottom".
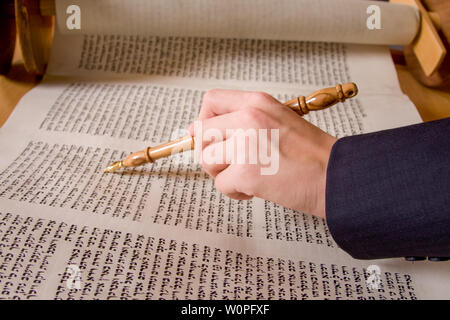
{"left": 284, "top": 82, "right": 358, "bottom": 116}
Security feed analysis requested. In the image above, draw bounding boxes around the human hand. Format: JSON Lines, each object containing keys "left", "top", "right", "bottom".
{"left": 188, "top": 89, "right": 337, "bottom": 219}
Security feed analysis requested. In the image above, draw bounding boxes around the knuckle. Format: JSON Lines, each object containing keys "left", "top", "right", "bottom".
{"left": 240, "top": 107, "right": 270, "bottom": 128}
{"left": 248, "top": 91, "right": 273, "bottom": 105}
{"left": 202, "top": 161, "right": 220, "bottom": 179}
{"left": 203, "top": 89, "right": 220, "bottom": 103}
{"left": 203, "top": 166, "right": 215, "bottom": 178}
{"left": 214, "top": 177, "right": 228, "bottom": 195}
{"left": 240, "top": 107, "right": 265, "bottom": 126}
{"left": 235, "top": 165, "right": 250, "bottom": 179}
{"left": 235, "top": 166, "right": 257, "bottom": 194}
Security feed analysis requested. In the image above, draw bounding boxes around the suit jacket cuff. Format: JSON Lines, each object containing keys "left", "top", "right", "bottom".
{"left": 325, "top": 119, "right": 450, "bottom": 260}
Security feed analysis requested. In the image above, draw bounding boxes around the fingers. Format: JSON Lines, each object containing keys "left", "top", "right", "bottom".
{"left": 198, "top": 89, "right": 279, "bottom": 120}
{"left": 201, "top": 140, "right": 258, "bottom": 201}
{"left": 188, "top": 110, "right": 249, "bottom": 138}
{"left": 201, "top": 142, "right": 251, "bottom": 200}
{"left": 201, "top": 141, "right": 229, "bottom": 178}
{"left": 191, "top": 107, "right": 277, "bottom": 152}
{"left": 191, "top": 89, "right": 282, "bottom": 202}
{"left": 214, "top": 165, "right": 254, "bottom": 201}
{"left": 193, "top": 111, "right": 247, "bottom": 141}
{"left": 187, "top": 89, "right": 283, "bottom": 137}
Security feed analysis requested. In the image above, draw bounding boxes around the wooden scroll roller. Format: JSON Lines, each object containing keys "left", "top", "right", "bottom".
{"left": 9, "top": 0, "right": 53, "bottom": 75}
{"left": 5, "top": 0, "right": 450, "bottom": 88}
{"left": 104, "top": 82, "right": 358, "bottom": 173}
{"left": 391, "top": 0, "right": 450, "bottom": 89}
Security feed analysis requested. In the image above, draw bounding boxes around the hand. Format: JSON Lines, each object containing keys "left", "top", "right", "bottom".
{"left": 188, "top": 89, "right": 337, "bottom": 219}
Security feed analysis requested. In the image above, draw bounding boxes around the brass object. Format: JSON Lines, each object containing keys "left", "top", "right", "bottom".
{"left": 104, "top": 82, "right": 358, "bottom": 173}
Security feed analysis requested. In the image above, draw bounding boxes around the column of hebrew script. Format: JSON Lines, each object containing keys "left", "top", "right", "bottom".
{"left": 0, "top": 88, "right": 445, "bottom": 298}
{"left": 53, "top": 36, "right": 351, "bottom": 85}
{"left": 47, "top": 34, "right": 407, "bottom": 95}
{"left": 0, "top": 80, "right": 420, "bottom": 249}
{"left": 0, "top": 209, "right": 430, "bottom": 300}
{"left": 1, "top": 3, "right": 441, "bottom": 299}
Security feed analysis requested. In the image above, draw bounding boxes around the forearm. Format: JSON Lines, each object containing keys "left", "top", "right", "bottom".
{"left": 326, "top": 117, "right": 450, "bottom": 259}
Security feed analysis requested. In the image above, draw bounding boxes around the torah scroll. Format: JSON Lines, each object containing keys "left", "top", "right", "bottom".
{"left": 55, "top": 0, "right": 419, "bottom": 45}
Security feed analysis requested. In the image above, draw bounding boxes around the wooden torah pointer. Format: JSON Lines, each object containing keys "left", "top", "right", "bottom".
{"left": 104, "top": 82, "right": 358, "bottom": 173}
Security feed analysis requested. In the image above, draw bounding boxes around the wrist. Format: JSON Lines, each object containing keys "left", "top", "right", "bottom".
{"left": 314, "top": 136, "right": 337, "bottom": 219}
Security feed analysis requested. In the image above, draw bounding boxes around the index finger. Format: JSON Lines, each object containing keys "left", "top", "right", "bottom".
{"left": 198, "top": 89, "right": 278, "bottom": 120}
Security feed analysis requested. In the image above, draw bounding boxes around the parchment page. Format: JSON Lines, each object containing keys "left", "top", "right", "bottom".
{"left": 1, "top": 76, "right": 448, "bottom": 299}
{"left": 2, "top": 1, "right": 448, "bottom": 300}
{"left": 47, "top": 33, "right": 409, "bottom": 96}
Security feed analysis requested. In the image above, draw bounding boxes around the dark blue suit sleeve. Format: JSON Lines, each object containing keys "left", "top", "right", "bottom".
{"left": 326, "top": 117, "right": 450, "bottom": 260}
